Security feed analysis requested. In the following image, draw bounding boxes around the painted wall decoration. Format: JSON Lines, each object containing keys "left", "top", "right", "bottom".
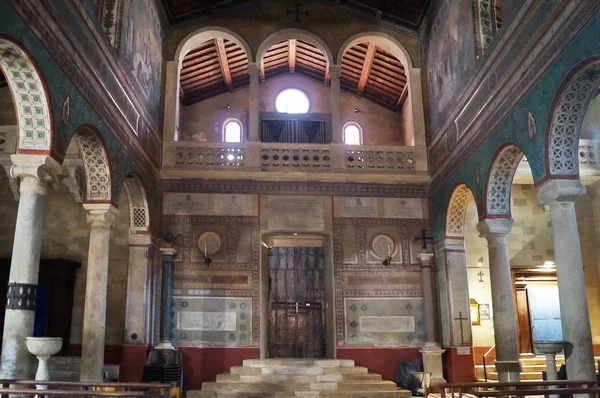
{"left": 119, "top": 0, "right": 164, "bottom": 113}
{"left": 425, "top": 0, "right": 476, "bottom": 131}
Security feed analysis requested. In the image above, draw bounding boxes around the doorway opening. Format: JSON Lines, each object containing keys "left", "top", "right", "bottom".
{"left": 268, "top": 247, "right": 325, "bottom": 358}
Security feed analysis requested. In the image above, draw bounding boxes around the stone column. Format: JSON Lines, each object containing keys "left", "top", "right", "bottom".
{"left": 330, "top": 65, "right": 342, "bottom": 144}
{"left": 417, "top": 250, "right": 446, "bottom": 387}
{"left": 124, "top": 234, "right": 153, "bottom": 344}
{"left": 80, "top": 204, "right": 118, "bottom": 382}
{"left": 476, "top": 218, "right": 520, "bottom": 382}
{"left": 0, "top": 155, "right": 60, "bottom": 379}
{"left": 248, "top": 62, "right": 261, "bottom": 142}
{"left": 538, "top": 179, "right": 596, "bottom": 381}
{"left": 156, "top": 246, "right": 176, "bottom": 350}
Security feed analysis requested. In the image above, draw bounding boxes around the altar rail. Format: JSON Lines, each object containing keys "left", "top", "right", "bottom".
{"left": 437, "top": 380, "right": 598, "bottom": 398}
{"left": 169, "top": 141, "right": 427, "bottom": 172}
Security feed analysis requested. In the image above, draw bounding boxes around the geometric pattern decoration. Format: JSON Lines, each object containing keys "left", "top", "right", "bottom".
{"left": 445, "top": 184, "right": 473, "bottom": 238}
{"left": 72, "top": 128, "right": 112, "bottom": 202}
{"left": 123, "top": 176, "right": 149, "bottom": 231}
{"left": 0, "top": 39, "right": 51, "bottom": 152}
{"left": 474, "top": 0, "right": 495, "bottom": 57}
{"left": 5, "top": 283, "right": 37, "bottom": 311}
{"left": 486, "top": 145, "right": 523, "bottom": 216}
{"left": 549, "top": 62, "right": 600, "bottom": 177}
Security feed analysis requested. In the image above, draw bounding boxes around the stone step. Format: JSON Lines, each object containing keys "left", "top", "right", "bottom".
{"left": 189, "top": 390, "right": 410, "bottom": 398}
{"left": 202, "top": 381, "right": 396, "bottom": 392}
{"left": 216, "top": 372, "right": 382, "bottom": 383}
{"left": 243, "top": 359, "right": 355, "bottom": 368}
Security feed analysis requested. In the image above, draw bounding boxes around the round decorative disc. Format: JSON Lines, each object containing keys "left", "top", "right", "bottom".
{"left": 371, "top": 234, "right": 395, "bottom": 259}
{"left": 197, "top": 231, "right": 223, "bottom": 256}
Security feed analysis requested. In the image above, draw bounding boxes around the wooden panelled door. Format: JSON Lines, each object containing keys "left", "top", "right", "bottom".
{"left": 268, "top": 247, "right": 326, "bottom": 358}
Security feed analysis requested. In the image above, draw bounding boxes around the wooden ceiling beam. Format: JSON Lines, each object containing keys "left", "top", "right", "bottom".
{"left": 288, "top": 39, "right": 297, "bottom": 73}
{"left": 215, "top": 38, "right": 233, "bottom": 91}
{"left": 358, "top": 43, "right": 376, "bottom": 95}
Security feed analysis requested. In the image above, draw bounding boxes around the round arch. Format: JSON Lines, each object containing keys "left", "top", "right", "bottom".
{"left": 484, "top": 144, "right": 525, "bottom": 219}
{"left": 67, "top": 124, "right": 113, "bottom": 204}
{"left": 122, "top": 174, "right": 150, "bottom": 232}
{"left": 0, "top": 36, "right": 53, "bottom": 154}
{"left": 545, "top": 56, "right": 600, "bottom": 181}
{"left": 336, "top": 32, "right": 415, "bottom": 70}
{"left": 174, "top": 26, "right": 253, "bottom": 63}
{"left": 445, "top": 183, "right": 476, "bottom": 239}
{"left": 256, "top": 28, "right": 334, "bottom": 69}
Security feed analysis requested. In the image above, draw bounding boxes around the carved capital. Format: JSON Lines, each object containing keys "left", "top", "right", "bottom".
{"left": 247, "top": 62, "right": 261, "bottom": 77}
{"left": 537, "top": 179, "right": 586, "bottom": 204}
{"left": 476, "top": 218, "right": 514, "bottom": 239}
{"left": 60, "top": 155, "right": 85, "bottom": 203}
{"left": 417, "top": 251, "right": 434, "bottom": 267}
{"left": 83, "top": 203, "right": 118, "bottom": 229}
{"left": 9, "top": 154, "right": 62, "bottom": 196}
{"left": 329, "top": 65, "right": 342, "bottom": 76}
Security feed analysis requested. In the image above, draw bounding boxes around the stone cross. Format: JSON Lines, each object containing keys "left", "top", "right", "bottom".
{"left": 478, "top": 270, "right": 484, "bottom": 282}
{"left": 453, "top": 311, "right": 469, "bottom": 345}
{"left": 415, "top": 228, "right": 434, "bottom": 250}
{"left": 287, "top": 1, "right": 309, "bottom": 22}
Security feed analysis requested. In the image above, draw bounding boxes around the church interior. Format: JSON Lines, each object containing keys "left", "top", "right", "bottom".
{"left": 1, "top": 0, "right": 600, "bottom": 397}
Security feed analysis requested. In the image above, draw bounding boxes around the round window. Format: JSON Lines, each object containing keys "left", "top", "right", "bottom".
{"left": 275, "top": 88, "right": 310, "bottom": 113}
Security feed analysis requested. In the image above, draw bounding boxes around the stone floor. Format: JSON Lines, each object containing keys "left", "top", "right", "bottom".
{"left": 188, "top": 358, "right": 412, "bottom": 398}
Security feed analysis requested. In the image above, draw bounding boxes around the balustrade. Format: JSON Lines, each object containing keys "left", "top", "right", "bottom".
{"left": 345, "top": 146, "right": 416, "bottom": 171}
{"left": 261, "top": 144, "right": 331, "bottom": 169}
{"left": 174, "top": 143, "right": 245, "bottom": 168}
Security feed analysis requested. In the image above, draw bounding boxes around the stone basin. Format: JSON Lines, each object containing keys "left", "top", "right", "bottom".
{"left": 533, "top": 340, "right": 565, "bottom": 355}
{"left": 26, "top": 337, "right": 62, "bottom": 357}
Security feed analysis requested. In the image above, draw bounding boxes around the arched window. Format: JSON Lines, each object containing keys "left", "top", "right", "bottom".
{"left": 275, "top": 88, "right": 310, "bottom": 113}
{"left": 223, "top": 119, "right": 243, "bottom": 143}
{"left": 343, "top": 122, "right": 363, "bottom": 145}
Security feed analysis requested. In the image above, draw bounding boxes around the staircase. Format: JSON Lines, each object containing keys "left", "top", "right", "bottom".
{"left": 188, "top": 359, "right": 411, "bottom": 398}
{"left": 476, "top": 354, "right": 600, "bottom": 381}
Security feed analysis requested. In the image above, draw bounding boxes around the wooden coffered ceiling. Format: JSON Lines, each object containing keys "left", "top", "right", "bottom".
{"left": 161, "top": 0, "right": 428, "bottom": 28}
{"left": 180, "top": 39, "right": 407, "bottom": 112}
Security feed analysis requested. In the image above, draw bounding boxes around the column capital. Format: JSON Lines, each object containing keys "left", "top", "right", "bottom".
{"left": 10, "top": 154, "right": 62, "bottom": 195}
{"left": 83, "top": 203, "right": 118, "bottom": 228}
{"left": 329, "top": 64, "right": 342, "bottom": 76}
{"left": 417, "top": 251, "right": 434, "bottom": 266}
{"left": 247, "top": 62, "right": 260, "bottom": 76}
{"left": 159, "top": 244, "right": 177, "bottom": 257}
{"left": 476, "top": 218, "right": 514, "bottom": 238}
{"left": 538, "top": 179, "right": 586, "bottom": 204}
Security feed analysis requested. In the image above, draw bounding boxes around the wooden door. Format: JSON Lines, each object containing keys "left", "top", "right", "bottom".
{"left": 268, "top": 247, "right": 325, "bottom": 358}
{"left": 515, "top": 285, "right": 533, "bottom": 354}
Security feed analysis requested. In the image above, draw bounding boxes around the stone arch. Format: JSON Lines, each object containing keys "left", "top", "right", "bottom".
{"left": 122, "top": 174, "right": 150, "bottom": 232}
{"left": 445, "top": 183, "right": 476, "bottom": 239}
{"left": 484, "top": 144, "right": 525, "bottom": 219}
{"left": 0, "top": 36, "right": 53, "bottom": 154}
{"left": 174, "top": 26, "right": 253, "bottom": 63}
{"left": 256, "top": 28, "right": 334, "bottom": 70}
{"left": 336, "top": 31, "right": 415, "bottom": 69}
{"left": 68, "top": 125, "right": 113, "bottom": 204}
{"left": 545, "top": 56, "right": 600, "bottom": 181}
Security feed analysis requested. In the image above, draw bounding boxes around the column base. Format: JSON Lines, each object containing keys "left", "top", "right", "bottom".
{"left": 419, "top": 342, "right": 446, "bottom": 387}
{"left": 154, "top": 341, "right": 175, "bottom": 350}
{"left": 494, "top": 360, "right": 522, "bottom": 382}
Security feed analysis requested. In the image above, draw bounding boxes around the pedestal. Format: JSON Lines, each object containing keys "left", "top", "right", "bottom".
{"left": 534, "top": 340, "right": 565, "bottom": 398}
{"left": 25, "top": 337, "right": 62, "bottom": 389}
{"left": 419, "top": 342, "right": 446, "bottom": 388}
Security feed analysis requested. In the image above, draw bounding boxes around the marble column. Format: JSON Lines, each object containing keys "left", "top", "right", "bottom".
{"left": 477, "top": 218, "right": 520, "bottom": 382}
{"left": 538, "top": 179, "right": 596, "bottom": 382}
{"left": 417, "top": 250, "right": 446, "bottom": 387}
{"left": 124, "top": 234, "right": 153, "bottom": 344}
{"left": 0, "top": 155, "right": 60, "bottom": 379}
{"left": 156, "top": 246, "right": 176, "bottom": 350}
{"left": 80, "top": 204, "right": 118, "bottom": 382}
{"left": 330, "top": 65, "right": 342, "bottom": 144}
{"left": 248, "top": 62, "right": 261, "bottom": 142}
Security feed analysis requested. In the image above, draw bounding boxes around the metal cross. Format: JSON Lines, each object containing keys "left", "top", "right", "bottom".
{"left": 478, "top": 270, "right": 485, "bottom": 282}
{"left": 287, "top": 1, "right": 309, "bottom": 22}
{"left": 414, "top": 228, "right": 434, "bottom": 250}
{"left": 454, "top": 311, "right": 469, "bottom": 345}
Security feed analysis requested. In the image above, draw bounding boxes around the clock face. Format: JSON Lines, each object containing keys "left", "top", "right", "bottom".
{"left": 371, "top": 234, "right": 395, "bottom": 259}
{"left": 197, "top": 231, "right": 223, "bottom": 256}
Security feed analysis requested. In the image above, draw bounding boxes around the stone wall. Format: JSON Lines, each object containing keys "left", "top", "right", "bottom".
{"left": 464, "top": 183, "right": 600, "bottom": 347}
{"left": 179, "top": 73, "right": 408, "bottom": 145}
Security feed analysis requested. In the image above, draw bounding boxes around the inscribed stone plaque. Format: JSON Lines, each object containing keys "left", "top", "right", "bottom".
{"left": 383, "top": 198, "right": 424, "bottom": 219}
{"left": 268, "top": 196, "right": 324, "bottom": 231}
{"left": 177, "top": 311, "right": 237, "bottom": 331}
{"left": 213, "top": 194, "right": 255, "bottom": 216}
{"left": 359, "top": 316, "right": 416, "bottom": 333}
{"left": 163, "top": 193, "right": 208, "bottom": 215}
{"left": 339, "top": 197, "right": 378, "bottom": 218}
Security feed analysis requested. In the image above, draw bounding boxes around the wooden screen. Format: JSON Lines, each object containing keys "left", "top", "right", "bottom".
{"left": 268, "top": 247, "right": 325, "bottom": 358}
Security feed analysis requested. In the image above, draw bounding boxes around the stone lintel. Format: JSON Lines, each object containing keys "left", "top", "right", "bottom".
{"left": 83, "top": 203, "right": 119, "bottom": 228}
{"left": 537, "top": 179, "right": 586, "bottom": 204}
{"left": 476, "top": 218, "right": 514, "bottom": 238}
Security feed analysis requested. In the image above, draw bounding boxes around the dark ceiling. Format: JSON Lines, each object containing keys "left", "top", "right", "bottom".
{"left": 161, "top": 0, "right": 428, "bottom": 29}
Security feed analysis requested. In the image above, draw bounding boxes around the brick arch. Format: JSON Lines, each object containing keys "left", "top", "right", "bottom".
{"left": 0, "top": 36, "right": 52, "bottom": 154}
{"left": 122, "top": 174, "right": 150, "bottom": 232}
{"left": 484, "top": 144, "right": 525, "bottom": 219}
{"left": 69, "top": 125, "right": 112, "bottom": 204}
{"left": 445, "top": 184, "right": 475, "bottom": 239}
{"left": 546, "top": 56, "right": 600, "bottom": 181}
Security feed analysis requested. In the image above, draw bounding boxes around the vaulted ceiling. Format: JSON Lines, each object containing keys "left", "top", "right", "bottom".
{"left": 179, "top": 39, "right": 408, "bottom": 112}
{"left": 162, "top": 0, "right": 428, "bottom": 29}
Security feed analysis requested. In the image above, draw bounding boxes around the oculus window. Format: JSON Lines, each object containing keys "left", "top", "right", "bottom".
{"left": 275, "top": 88, "right": 310, "bottom": 114}
{"left": 223, "top": 119, "right": 243, "bottom": 143}
{"left": 343, "top": 122, "right": 362, "bottom": 145}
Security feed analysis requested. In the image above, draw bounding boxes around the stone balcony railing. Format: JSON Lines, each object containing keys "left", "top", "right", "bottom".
{"left": 165, "top": 141, "right": 428, "bottom": 174}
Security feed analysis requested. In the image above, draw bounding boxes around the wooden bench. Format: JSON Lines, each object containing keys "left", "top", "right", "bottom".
{"left": 0, "top": 388, "right": 147, "bottom": 397}
{"left": 437, "top": 380, "right": 598, "bottom": 398}
{"left": 0, "top": 381, "right": 173, "bottom": 398}
{"left": 473, "top": 387, "right": 600, "bottom": 397}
